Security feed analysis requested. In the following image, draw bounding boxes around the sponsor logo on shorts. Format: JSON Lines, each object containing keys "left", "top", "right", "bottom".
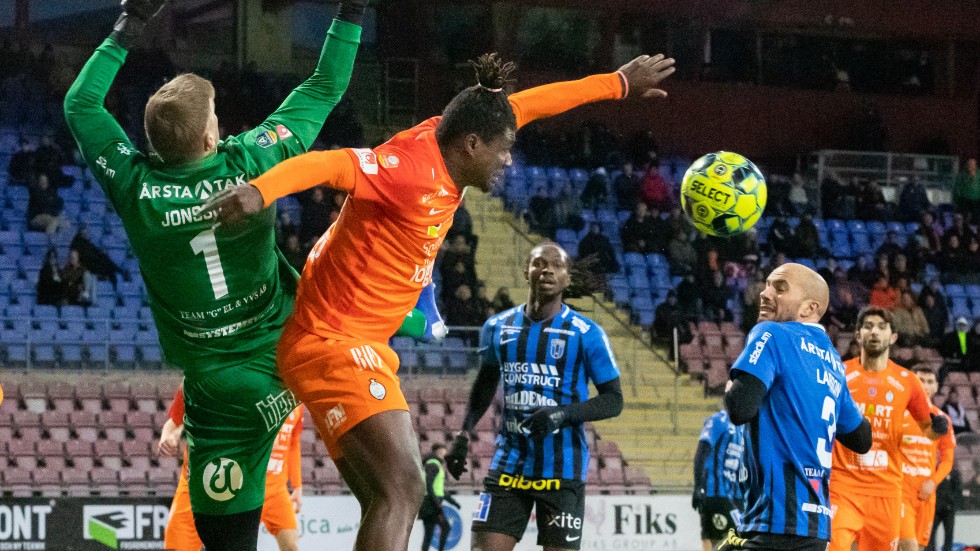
{"left": 255, "top": 390, "right": 300, "bottom": 432}
{"left": 350, "top": 345, "right": 383, "bottom": 372}
{"left": 202, "top": 458, "right": 244, "bottom": 502}
{"left": 712, "top": 512, "right": 729, "bottom": 530}
{"left": 83, "top": 504, "right": 169, "bottom": 549}
{"left": 498, "top": 473, "right": 561, "bottom": 491}
{"left": 547, "top": 512, "right": 582, "bottom": 529}
{"left": 324, "top": 403, "right": 347, "bottom": 435}
{"left": 473, "top": 493, "right": 492, "bottom": 523}
{"left": 369, "top": 379, "right": 387, "bottom": 400}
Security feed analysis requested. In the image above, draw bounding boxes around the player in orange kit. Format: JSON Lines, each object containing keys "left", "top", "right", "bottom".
{"left": 204, "top": 52, "right": 675, "bottom": 551}
{"left": 898, "top": 366, "right": 956, "bottom": 551}
{"left": 159, "top": 387, "right": 303, "bottom": 551}
{"left": 828, "top": 307, "right": 950, "bottom": 551}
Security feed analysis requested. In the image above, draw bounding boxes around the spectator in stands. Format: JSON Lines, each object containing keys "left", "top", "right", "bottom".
{"left": 62, "top": 249, "right": 93, "bottom": 306}
{"left": 941, "top": 317, "right": 975, "bottom": 374}
{"left": 898, "top": 177, "right": 930, "bottom": 222}
{"left": 945, "top": 212, "right": 975, "bottom": 245}
{"left": 891, "top": 290, "right": 929, "bottom": 346}
{"left": 915, "top": 211, "right": 943, "bottom": 258}
{"left": 8, "top": 138, "right": 34, "bottom": 185}
{"left": 869, "top": 274, "right": 900, "bottom": 310}
{"left": 876, "top": 232, "right": 904, "bottom": 265}
{"left": 34, "top": 134, "right": 70, "bottom": 188}
{"left": 526, "top": 185, "right": 557, "bottom": 239}
{"left": 843, "top": 339, "right": 861, "bottom": 361}
{"left": 490, "top": 287, "right": 514, "bottom": 313}
{"left": 941, "top": 387, "right": 972, "bottom": 434}
{"left": 71, "top": 224, "right": 125, "bottom": 284}
{"left": 932, "top": 468, "right": 962, "bottom": 551}
{"left": 36, "top": 248, "right": 62, "bottom": 306}
{"left": 553, "top": 182, "right": 584, "bottom": 232}
{"left": 640, "top": 160, "right": 673, "bottom": 212}
{"left": 938, "top": 234, "right": 967, "bottom": 280}
{"left": 788, "top": 173, "right": 809, "bottom": 215}
{"left": 763, "top": 252, "right": 788, "bottom": 276}
{"left": 444, "top": 285, "right": 483, "bottom": 334}
{"left": 874, "top": 254, "right": 892, "bottom": 286}
{"left": 953, "top": 158, "right": 980, "bottom": 223}
{"left": 857, "top": 179, "right": 888, "bottom": 221}
{"left": 848, "top": 255, "right": 877, "bottom": 291}
{"left": 447, "top": 199, "right": 477, "bottom": 252}
{"left": 792, "top": 212, "right": 823, "bottom": 258}
{"left": 667, "top": 232, "right": 698, "bottom": 276}
{"left": 766, "top": 214, "right": 793, "bottom": 255}
{"left": 652, "top": 290, "right": 686, "bottom": 345}
{"left": 921, "top": 293, "right": 948, "bottom": 347}
{"left": 676, "top": 273, "right": 702, "bottom": 321}
{"left": 701, "top": 270, "right": 732, "bottom": 323}
{"left": 820, "top": 171, "right": 855, "bottom": 220}
{"left": 891, "top": 253, "right": 913, "bottom": 285}
{"left": 578, "top": 223, "right": 620, "bottom": 275}
{"left": 440, "top": 235, "right": 475, "bottom": 283}
{"left": 580, "top": 167, "right": 609, "bottom": 209}
{"left": 274, "top": 211, "right": 299, "bottom": 248}
{"left": 282, "top": 234, "right": 306, "bottom": 274}
{"left": 825, "top": 285, "right": 860, "bottom": 334}
{"left": 621, "top": 202, "right": 658, "bottom": 254}
{"left": 26, "top": 173, "right": 68, "bottom": 236}
{"left": 440, "top": 257, "right": 476, "bottom": 304}
{"left": 728, "top": 228, "right": 761, "bottom": 266}
{"left": 817, "top": 258, "right": 838, "bottom": 284}
{"left": 613, "top": 160, "right": 641, "bottom": 210}
{"left": 473, "top": 282, "right": 493, "bottom": 320}
{"left": 299, "top": 187, "right": 332, "bottom": 248}
{"left": 741, "top": 269, "right": 766, "bottom": 332}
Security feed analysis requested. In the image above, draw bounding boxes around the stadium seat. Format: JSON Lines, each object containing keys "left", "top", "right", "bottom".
{"left": 99, "top": 411, "right": 127, "bottom": 441}
{"left": 95, "top": 440, "right": 124, "bottom": 470}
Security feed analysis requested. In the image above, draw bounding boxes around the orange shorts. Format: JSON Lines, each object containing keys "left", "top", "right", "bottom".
{"left": 829, "top": 490, "right": 901, "bottom": 551}
{"left": 900, "top": 492, "right": 936, "bottom": 547}
{"left": 278, "top": 322, "right": 408, "bottom": 458}
{"left": 260, "top": 485, "right": 297, "bottom": 535}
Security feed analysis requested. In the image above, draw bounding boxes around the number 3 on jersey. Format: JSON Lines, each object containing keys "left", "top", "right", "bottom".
{"left": 816, "top": 395, "right": 836, "bottom": 468}
{"left": 190, "top": 228, "right": 229, "bottom": 300}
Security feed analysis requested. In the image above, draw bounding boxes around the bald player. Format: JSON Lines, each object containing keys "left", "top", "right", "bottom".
{"left": 719, "top": 263, "right": 871, "bottom": 551}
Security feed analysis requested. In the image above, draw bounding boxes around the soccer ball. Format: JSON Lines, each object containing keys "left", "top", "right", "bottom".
{"left": 679, "top": 151, "right": 767, "bottom": 237}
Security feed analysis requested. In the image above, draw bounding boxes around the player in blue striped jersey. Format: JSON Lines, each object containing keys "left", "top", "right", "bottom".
{"left": 693, "top": 403, "right": 745, "bottom": 551}
{"left": 719, "top": 263, "right": 872, "bottom": 551}
{"left": 445, "top": 242, "right": 623, "bottom": 550}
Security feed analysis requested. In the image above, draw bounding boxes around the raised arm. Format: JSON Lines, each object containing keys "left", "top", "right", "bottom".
{"left": 509, "top": 54, "right": 675, "bottom": 130}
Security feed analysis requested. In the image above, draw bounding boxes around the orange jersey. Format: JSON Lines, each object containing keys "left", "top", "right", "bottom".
{"left": 252, "top": 73, "right": 626, "bottom": 342}
{"left": 265, "top": 406, "right": 303, "bottom": 488}
{"left": 899, "top": 404, "right": 955, "bottom": 497}
{"left": 830, "top": 358, "right": 932, "bottom": 497}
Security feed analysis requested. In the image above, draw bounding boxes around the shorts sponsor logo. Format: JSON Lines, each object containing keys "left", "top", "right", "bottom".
{"left": 498, "top": 473, "right": 561, "bottom": 491}
{"left": 350, "top": 345, "right": 383, "bottom": 372}
{"left": 325, "top": 404, "right": 347, "bottom": 435}
{"left": 547, "top": 512, "right": 582, "bottom": 529}
{"left": 82, "top": 504, "right": 168, "bottom": 549}
{"left": 712, "top": 512, "right": 729, "bottom": 530}
{"left": 256, "top": 390, "right": 300, "bottom": 432}
{"left": 473, "top": 493, "right": 492, "bottom": 523}
{"left": 369, "top": 379, "right": 387, "bottom": 400}
{"left": 202, "top": 458, "right": 244, "bottom": 502}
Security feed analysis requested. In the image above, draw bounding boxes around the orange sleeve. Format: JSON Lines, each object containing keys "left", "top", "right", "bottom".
{"left": 906, "top": 373, "right": 932, "bottom": 425}
{"left": 287, "top": 414, "right": 303, "bottom": 488}
{"left": 167, "top": 386, "right": 185, "bottom": 426}
{"left": 508, "top": 72, "right": 626, "bottom": 130}
{"left": 932, "top": 439, "right": 955, "bottom": 485}
{"left": 252, "top": 149, "right": 357, "bottom": 207}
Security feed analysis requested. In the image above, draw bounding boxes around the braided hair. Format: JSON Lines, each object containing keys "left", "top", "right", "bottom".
{"left": 436, "top": 53, "right": 518, "bottom": 146}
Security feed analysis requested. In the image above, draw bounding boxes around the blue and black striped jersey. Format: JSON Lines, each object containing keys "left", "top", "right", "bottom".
{"left": 698, "top": 410, "right": 746, "bottom": 503}
{"left": 731, "top": 321, "right": 863, "bottom": 540}
{"left": 480, "top": 304, "right": 620, "bottom": 481}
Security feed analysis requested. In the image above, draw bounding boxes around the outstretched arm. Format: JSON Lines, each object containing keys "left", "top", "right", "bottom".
{"left": 509, "top": 54, "right": 675, "bottom": 130}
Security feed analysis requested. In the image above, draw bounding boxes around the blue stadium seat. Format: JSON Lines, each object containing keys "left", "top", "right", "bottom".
{"left": 5, "top": 303, "right": 30, "bottom": 319}
{"left": 831, "top": 240, "right": 852, "bottom": 258}
{"left": 846, "top": 220, "right": 867, "bottom": 234}
{"left": 135, "top": 330, "right": 158, "bottom": 344}
{"left": 624, "top": 253, "right": 646, "bottom": 270}
{"left": 851, "top": 233, "right": 872, "bottom": 255}
{"left": 886, "top": 221, "right": 906, "bottom": 235}
{"left": 945, "top": 284, "right": 966, "bottom": 299}
{"left": 62, "top": 321, "right": 87, "bottom": 336}
{"left": 5, "top": 344, "right": 29, "bottom": 366}
{"left": 0, "top": 230, "right": 20, "bottom": 250}
{"left": 867, "top": 221, "right": 887, "bottom": 235}
{"left": 526, "top": 166, "right": 547, "bottom": 182}
{"left": 610, "top": 286, "right": 630, "bottom": 306}
{"left": 33, "top": 344, "right": 57, "bottom": 367}
{"left": 140, "top": 345, "right": 162, "bottom": 366}
{"left": 0, "top": 269, "right": 15, "bottom": 289}
{"left": 825, "top": 219, "right": 845, "bottom": 232}
{"left": 61, "top": 305, "right": 85, "bottom": 320}
{"left": 33, "top": 305, "right": 58, "bottom": 320}
{"left": 86, "top": 344, "right": 109, "bottom": 367}
{"left": 82, "top": 328, "right": 109, "bottom": 345}
{"left": 632, "top": 296, "right": 654, "bottom": 311}
{"left": 951, "top": 298, "right": 971, "bottom": 319}
{"left": 810, "top": 218, "right": 826, "bottom": 232}
{"left": 967, "top": 285, "right": 980, "bottom": 301}
{"left": 61, "top": 344, "right": 83, "bottom": 367}
{"left": 645, "top": 254, "right": 667, "bottom": 270}
{"left": 628, "top": 272, "right": 651, "bottom": 291}
{"left": 971, "top": 303, "right": 980, "bottom": 319}
{"left": 86, "top": 305, "right": 112, "bottom": 323}
{"left": 22, "top": 232, "right": 50, "bottom": 250}
{"left": 637, "top": 309, "right": 655, "bottom": 327}
{"left": 113, "top": 344, "right": 137, "bottom": 366}
{"left": 795, "top": 258, "right": 816, "bottom": 270}
{"left": 905, "top": 222, "right": 919, "bottom": 235}
{"left": 569, "top": 168, "right": 589, "bottom": 184}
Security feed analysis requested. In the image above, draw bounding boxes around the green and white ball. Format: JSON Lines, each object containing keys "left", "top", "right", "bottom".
{"left": 680, "top": 151, "right": 767, "bottom": 237}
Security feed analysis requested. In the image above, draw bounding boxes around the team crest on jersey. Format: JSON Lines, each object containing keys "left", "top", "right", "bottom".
{"left": 255, "top": 129, "right": 279, "bottom": 149}
{"left": 885, "top": 390, "right": 894, "bottom": 403}
{"left": 550, "top": 339, "right": 566, "bottom": 360}
{"left": 379, "top": 154, "right": 400, "bottom": 168}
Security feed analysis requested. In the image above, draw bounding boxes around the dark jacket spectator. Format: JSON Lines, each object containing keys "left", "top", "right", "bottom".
{"left": 580, "top": 168, "right": 609, "bottom": 209}
{"left": 299, "top": 187, "right": 333, "bottom": 247}
{"left": 440, "top": 259, "right": 476, "bottom": 303}
{"left": 578, "top": 223, "right": 620, "bottom": 275}
{"left": 945, "top": 212, "right": 975, "bottom": 245}
{"left": 282, "top": 234, "right": 307, "bottom": 274}
{"left": 876, "top": 232, "right": 904, "bottom": 265}
{"left": 71, "top": 225, "right": 125, "bottom": 284}
{"left": 444, "top": 285, "right": 483, "bottom": 329}
{"left": 941, "top": 387, "right": 972, "bottom": 434}
{"left": 36, "top": 249, "right": 62, "bottom": 306}
{"left": 938, "top": 234, "right": 968, "bottom": 276}
{"left": 446, "top": 200, "right": 475, "bottom": 250}
{"left": 621, "top": 203, "right": 659, "bottom": 254}
{"left": 61, "top": 249, "right": 92, "bottom": 306}
{"left": 898, "top": 178, "right": 930, "bottom": 222}
{"left": 766, "top": 216, "right": 793, "bottom": 255}
{"left": 793, "top": 214, "right": 822, "bottom": 258}
{"left": 667, "top": 233, "right": 698, "bottom": 276}
{"left": 490, "top": 287, "right": 514, "bottom": 313}
{"left": 8, "top": 139, "right": 34, "bottom": 185}
{"left": 847, "top": 255, "right": 878, "bottom": 290}
{"left": 857, "top": 180, "right": 888, "bottom": 221}
{"left": 820, "top": 172, "right": 856, "bottom": 220}
{"left": 613, "top": 161, "right": 641, "bottom": 210}
{"left": 941, "top": 317, "right": 976, "bottom": 373}
{"left": 526, "top": 186, "right": 557, "bottom": 239}
{"left": 701, "top": 270, "right": 732, "bottom": 323}
{"left": 652, "top": 291, "right": 687, "bottom": 344}
{"left": 675, "top": 274, "right": 701, "bottom": 320}
{"left": 920, "top": 293, "right": 948, "bottom": 346}
{"left": 27, "top": 173, "right": 66, "bottom": 235}
{"left": 34, "top": 135, "right": 71, "bottom": 188}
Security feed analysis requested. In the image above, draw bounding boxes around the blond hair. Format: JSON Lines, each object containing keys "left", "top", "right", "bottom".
{"left": 144, "top": 73, "right": 215, "bottom": 163}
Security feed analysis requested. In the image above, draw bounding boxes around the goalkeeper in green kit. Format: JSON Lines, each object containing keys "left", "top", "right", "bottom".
{"left": 64, "top": 1, "right": 371, "bottom": 548}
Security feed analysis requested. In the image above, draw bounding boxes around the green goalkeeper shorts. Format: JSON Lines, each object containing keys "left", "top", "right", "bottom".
{"left": 182, "top": 348, "right": 298, "bottom": 516}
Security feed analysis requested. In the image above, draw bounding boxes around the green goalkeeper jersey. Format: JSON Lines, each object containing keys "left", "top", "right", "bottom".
{"left": 64, "top": 21, "right": 361, "bottom": 376}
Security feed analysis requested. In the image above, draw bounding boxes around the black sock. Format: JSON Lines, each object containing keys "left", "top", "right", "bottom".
{"left": 193, "top": 507, "right": 262, "bottom": 551}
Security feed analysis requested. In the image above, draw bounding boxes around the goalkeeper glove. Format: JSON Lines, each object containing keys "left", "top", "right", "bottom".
{"left": 445, "top": 433, "right": 470, "bottom": 480}
{"left": 112, "top": 0, "right": 167, "bottom": 49}
{"left": 930, "top": 412, "right": 950, "bottom": 436}
{"left": 521, "top": 406, "right": 566, "bottom": 439}
{"left": 416, "top": 282, "right": 448, "bottom": 343}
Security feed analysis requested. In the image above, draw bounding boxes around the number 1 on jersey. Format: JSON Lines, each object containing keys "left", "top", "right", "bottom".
{"left": 190, "top": 228, "right": 229, "bottom": 300}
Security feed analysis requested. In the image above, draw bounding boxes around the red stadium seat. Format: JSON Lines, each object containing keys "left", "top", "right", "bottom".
{"left": 99, "top": 411, "right": 127, "bottom": 441}
{"left": 599, "top": 467, "right": 626, "bottom": 485}
{"left": 47, "top": 381, "right": 75, "bottom": 412}
{"left": 103, "top": 381, "right": 132, "bottom": 412}
{"left": 42, "top": 411, "right": 71, "bottom": 441}
{"left": 130, "top": 380, "right": 161, "bottom": 413}
{"left": 13, "top": 411, "right": 42, "bottom": 441}
{"left": 20, "top": 380, "right": 47, "bottom": 413}
{"left": 95, "top": 440, "right": 124, "bottom": 470}
{"left": 75, "top": 379, "right": 104, "bottom": 413}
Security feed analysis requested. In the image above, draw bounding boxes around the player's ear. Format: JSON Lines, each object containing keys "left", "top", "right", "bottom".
{"left": 463, "top": 133, "right": 480, "bottom": 156}
{"left": 888, "top": 331, "right": 898, "bottom": 345}
{"left": 203, "top": 131, "right": 216, "bottom": 152}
